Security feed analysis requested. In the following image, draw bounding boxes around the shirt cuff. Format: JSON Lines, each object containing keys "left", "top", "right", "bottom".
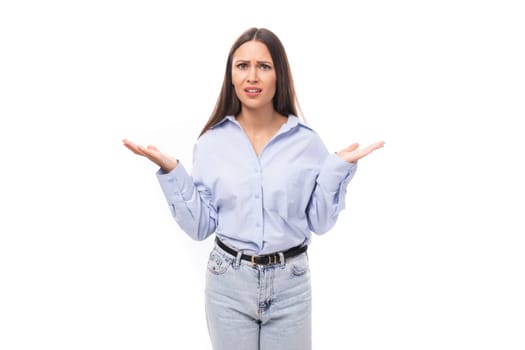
{"left": 316, "top": 154, "right": 357, "bottom": 193}
{"left": 156, "top": 163, "right": 194, "bottom": 201}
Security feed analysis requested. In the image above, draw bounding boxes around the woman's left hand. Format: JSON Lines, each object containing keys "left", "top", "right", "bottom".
{"left": 336, "top": 141, "right": 385, "bottom": 163}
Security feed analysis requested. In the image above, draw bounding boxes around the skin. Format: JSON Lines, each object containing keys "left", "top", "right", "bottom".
{"left": 231, "top": 40, "right": 288, "bottom": 156}
{"left": 123, "top": 40, "right": 385, "bottom": 171}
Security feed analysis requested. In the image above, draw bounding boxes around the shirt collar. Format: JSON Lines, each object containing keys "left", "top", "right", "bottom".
{"left": 212, "top": 114, "right": 312, "bottom": 132}
{"left": 210, "top": 116, "right": 232, "bottom": 129}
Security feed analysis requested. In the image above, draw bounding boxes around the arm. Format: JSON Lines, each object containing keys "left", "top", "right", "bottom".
{"left": 307, "top": 141, "right": 385, "bottom": 234}
{"left": 306, "top": 154, "right": 357, "bottom": 234}
{"left": 156, "top": 162, "right": 217, "bottom": 241}
{"left": 123, "top": 139, "right": 217, "bottom": 240}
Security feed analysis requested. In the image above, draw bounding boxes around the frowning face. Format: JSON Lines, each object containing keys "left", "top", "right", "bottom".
{"left": 231, "top": 40, "right": 277, "bottom": 112}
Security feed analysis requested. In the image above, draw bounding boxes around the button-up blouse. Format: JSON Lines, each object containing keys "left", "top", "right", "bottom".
{"left": 156, "top": 115, "right": 357, "bottom": 255}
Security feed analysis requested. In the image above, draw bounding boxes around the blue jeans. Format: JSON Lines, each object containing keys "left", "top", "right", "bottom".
{"left": 205, "top": 242, "right": 312, "bottom": 350}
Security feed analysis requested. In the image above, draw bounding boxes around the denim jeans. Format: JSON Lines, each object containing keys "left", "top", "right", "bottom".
{"left": 205, "top": 242, "right": 312, "bottom": 350}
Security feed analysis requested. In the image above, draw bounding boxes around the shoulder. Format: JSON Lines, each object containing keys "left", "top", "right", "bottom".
{"left": 198, "top": 115, "right": 232, "bottom": 138}
{"left": 288, "top": 115, "right": 324, "bottom": 143}
{"left": 286, "top": 115, "right": 316, "bottom": 134}
{"left": 283, "top": 115, "right": 329, "bottom": 157}
{"left": 194, "top": 116, "right": 237, "bottom": 151}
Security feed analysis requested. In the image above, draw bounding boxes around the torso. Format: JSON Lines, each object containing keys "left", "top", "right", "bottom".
{"left": 238, "top": 113, "right": 288, "bottom": 156}
{"left": 194, "top": 115, "right": 327, "bottom": 254}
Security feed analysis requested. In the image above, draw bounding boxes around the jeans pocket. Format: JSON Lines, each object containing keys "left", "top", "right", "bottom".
{"left": 290, "top": 253, "right": 309, "bottom": 277}
{"left": 207, "top": 250, "right": 231, "bottom": 275}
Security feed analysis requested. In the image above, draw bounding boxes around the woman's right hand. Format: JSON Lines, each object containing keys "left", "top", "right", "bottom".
{"left": 122, "top": 139, "right": 179, "bottom": 173}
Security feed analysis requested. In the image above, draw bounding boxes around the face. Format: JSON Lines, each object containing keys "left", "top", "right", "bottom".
{"left": 231, "top": 40, "right": 277, "bottom": 112}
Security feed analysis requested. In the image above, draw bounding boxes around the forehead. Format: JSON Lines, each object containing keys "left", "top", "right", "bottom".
{"left": 233, "top": 40, "right": 273, "bottom": 62}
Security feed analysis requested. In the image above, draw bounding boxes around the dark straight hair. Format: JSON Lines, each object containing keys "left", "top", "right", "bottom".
{"left": 198, "top": 27, "right": 302, "bottom": 138}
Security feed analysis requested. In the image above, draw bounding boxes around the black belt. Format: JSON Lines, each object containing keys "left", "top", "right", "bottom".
{"left": 215, "top": 237, "right": 307, "bottom": 265}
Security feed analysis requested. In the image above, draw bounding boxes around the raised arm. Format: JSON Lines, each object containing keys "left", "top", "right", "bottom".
{"left": 307, "top": 140, "right": 385, "bottom": 234}
{"left": 123, "top": 138, "right": 217, "bottom": 240}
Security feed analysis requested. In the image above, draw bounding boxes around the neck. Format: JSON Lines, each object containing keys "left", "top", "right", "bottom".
{"left": 237, "top": 106, "right": 282, "bottom": 132}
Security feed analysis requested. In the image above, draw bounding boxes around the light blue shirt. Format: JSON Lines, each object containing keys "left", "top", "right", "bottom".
{"left": 156, "top": 115, "right": 357, "bottom": 255}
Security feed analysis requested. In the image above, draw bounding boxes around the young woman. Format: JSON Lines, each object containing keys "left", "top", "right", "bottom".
{"left": 123, "top": 27, "right": 384, "bottom": 350}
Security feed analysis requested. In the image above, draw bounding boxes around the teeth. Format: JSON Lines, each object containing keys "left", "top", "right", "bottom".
{"left": 247, "top": 89, "right": 260, "bottom": 93}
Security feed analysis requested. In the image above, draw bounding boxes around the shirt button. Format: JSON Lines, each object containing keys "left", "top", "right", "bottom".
{"left": 254, "top": 194, "right": 260, "bottom": 199}
{"left": 255, "top": 223, "right": 261, "bottom": 227}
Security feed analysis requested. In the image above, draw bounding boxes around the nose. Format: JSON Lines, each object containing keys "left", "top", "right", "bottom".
{"left": 247, "top": 66, "right": 258, "bottom": 83}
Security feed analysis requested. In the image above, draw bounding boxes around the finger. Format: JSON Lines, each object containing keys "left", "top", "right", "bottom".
{"left": 146, "top": 145, "right": 160, "bottom": 152}
{"left": 122, "top": 138, "right": 136, "bottom": 149}
{"left": 138, "top": 145, "right": 165, "bottom": 164}
{"left": 358, "top": 141, "right": 385, "bottom": 158}
{"left": 137, "top": 145, "right": 153, "bottom": 156}
{"left": 372, "top": 140, "right": 385, "bottom": 148}
{"left": 364, "top": 141, "right": 385, "bottom": 153}
{"left": 123, "top": 139, "right": 144, "bottom": 155}
{"left": 140, "top": 145, "right": 161, "bottom": 157}
{"left": 344, "top": 143, "right": 359, "bottom": 152}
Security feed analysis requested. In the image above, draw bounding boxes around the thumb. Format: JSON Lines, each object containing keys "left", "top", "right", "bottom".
{"left": 343, "top": 143, "right": 359, "bottom": 152}
{"left": 146, "top": 145, "right": 160, "bottom": 152}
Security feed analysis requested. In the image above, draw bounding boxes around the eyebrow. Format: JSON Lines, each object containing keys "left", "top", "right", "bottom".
{"left": 233, "top": 59, "right": 273, "bottom": 65}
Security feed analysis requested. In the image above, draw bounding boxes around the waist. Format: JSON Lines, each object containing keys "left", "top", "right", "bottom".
{"left": 215, "top": 237, "right": 307, "bottom": 265}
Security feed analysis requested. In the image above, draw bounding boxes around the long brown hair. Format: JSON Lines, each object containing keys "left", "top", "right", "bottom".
{"left": 198, "top": 27, "right": 303, "bottom": 138}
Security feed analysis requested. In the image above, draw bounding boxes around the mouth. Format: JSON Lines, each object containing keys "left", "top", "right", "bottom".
{"left": 244, "top": 87, "right": 262, "bottom": 96}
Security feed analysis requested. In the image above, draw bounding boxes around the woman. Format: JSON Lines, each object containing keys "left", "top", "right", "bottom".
{"left": 123, "top": 27, "right": 384, "bottom": 350}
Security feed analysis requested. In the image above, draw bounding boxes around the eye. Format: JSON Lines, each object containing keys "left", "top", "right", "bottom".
{"left": 236, "top": 62, "right": 248, "bottom": 70}
{"left": 259, "top": 63, "right": 272, "bottom": 71}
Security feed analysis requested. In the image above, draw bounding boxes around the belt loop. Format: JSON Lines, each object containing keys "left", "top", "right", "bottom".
{"left": 279, "top": 252, "right": 285, "bottom": 268}
{"left": 233, "top": 249, "right": 242, "bottom": 269}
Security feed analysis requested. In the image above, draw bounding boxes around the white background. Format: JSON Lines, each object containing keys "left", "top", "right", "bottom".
{"left": 1, "top": 0, "right": 524, "bottom": 349}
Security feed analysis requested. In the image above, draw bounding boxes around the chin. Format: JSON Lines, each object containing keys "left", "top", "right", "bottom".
{"left": 242, "top": 100, "right": 272, "bottom": 111}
